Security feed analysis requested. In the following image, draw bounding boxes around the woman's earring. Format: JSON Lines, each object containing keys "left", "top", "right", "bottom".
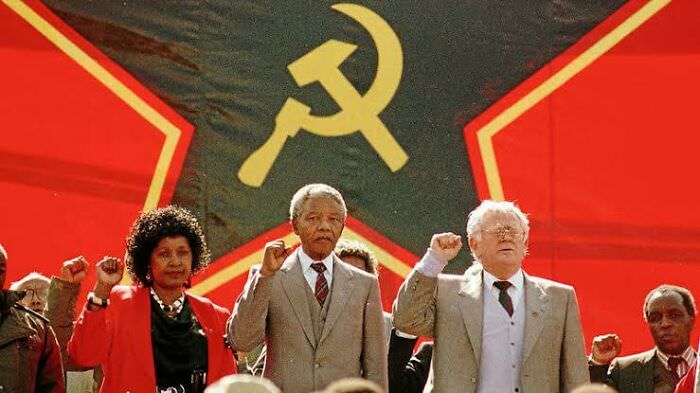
{"left": 146, "top": 270, "right": 152, "bottom": 283}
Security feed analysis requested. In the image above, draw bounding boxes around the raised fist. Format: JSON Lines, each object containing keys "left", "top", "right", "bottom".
{"left": 591, "top": 333, "right": 622, "bottom": 364}
{"left": 94, "top": 256, "right": 124, "bottom": 292}
{"left": 61, "top": 256, "right": 89, "bottom": 284}
{"left": 430, "top": 232, "right": 463, "bottom": 262}
{"left": 259, "top": 239, "right": 292, "bottom": 277}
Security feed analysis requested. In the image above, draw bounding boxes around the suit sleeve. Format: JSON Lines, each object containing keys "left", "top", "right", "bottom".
{"left": 560, "top": 288, "right": 590, "bottom": 392}
{"left": 388, "top": 329, "right": 432, "bottom": 393}
{"left": 392, "top": 269, "right": 438, "bottom": 338}
{"left": 228, "top": 265, "right": 274, "bottom": 352}
{"left": 362, "top": 276, "right": 389, "bottom": 391}
{"left": 36, "top": 324, "right": 66, "bottom": 393}
{"left": 45, "top": 277, "right": 90, "bottom": 372}
{"left": 588, "top": 360, "right": 610, "bottom": 384}
{"left": 67, "top": 294, "right": 114, "bottom": 367}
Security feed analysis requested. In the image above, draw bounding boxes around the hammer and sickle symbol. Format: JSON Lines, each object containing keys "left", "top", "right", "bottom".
{"left": 238, "top": 3, "right": 408, "bottom": 187}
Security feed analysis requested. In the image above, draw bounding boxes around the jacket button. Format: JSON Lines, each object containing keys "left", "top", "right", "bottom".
{"left": 315, "top": 363, "right": 321, "bottom": 368}
{"left": 470, "top": 378, "right": 476, "bottom": 383}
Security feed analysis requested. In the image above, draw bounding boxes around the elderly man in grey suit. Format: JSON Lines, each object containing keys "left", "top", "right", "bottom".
{"left": 228, "top": 184, "right": 387, "bottom": 393}
{"left": 393, "top": 200, "right": 589, "bottom": 393}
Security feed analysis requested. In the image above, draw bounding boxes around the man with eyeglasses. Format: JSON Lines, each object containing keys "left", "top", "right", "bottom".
{"left": 10, "top": 272, "right": 50, "bottom": 314}
{"left": 393, "top": 200, "right": 588, "bottom": 393}
{"left": 0, "top": 243, "right": 65, "bottom": 392}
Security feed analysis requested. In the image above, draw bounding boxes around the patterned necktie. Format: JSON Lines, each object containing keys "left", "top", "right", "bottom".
{"left": 668, "top": 356, "right": 686, "bottom": 378}
{"left": 493, "top": 281, "right": 514, "bottom": 316}
{"left": 310, "top": 262, "right": 329, "bottom": 306}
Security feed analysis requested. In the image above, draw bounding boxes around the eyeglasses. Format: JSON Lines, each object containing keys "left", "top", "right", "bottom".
{"left": 482, "top": 225, "right": 525, "bottom": 240}
{"left": 22, "top": 287, "right": 48, "bottom": 300}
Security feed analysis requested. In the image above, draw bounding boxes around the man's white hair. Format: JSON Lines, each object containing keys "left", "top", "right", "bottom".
{"left": 289, "top": 183, "right": 347, "bottom": 221}
{"left": 9, "top": 272, "right": 50, "bottom": 291}
{"left": 466, "top": 200, "right": 530, "bottom": 241}
{"left": 0, "top": 243, "right": 7, "bottom": 261}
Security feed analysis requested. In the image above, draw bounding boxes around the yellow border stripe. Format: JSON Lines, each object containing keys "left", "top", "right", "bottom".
{"left": 476, "top": 0, "right": 671, "bottom": 201}
{"left": 342, "top": 228, "right": 413, "bottom": 278}
{"left": 190, "top": 227, "right": 413, "bottom": 296}
{"left": 3, "top": 0, "right": 182, "bottom": 211}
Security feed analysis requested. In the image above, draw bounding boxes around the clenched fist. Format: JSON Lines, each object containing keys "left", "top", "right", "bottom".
{"left": 259, "top": 239, "right": 292, "bottom": 277}
{"left": 93, "top": 256, "right": 124, "bottom": 299}
{"left": 61, "top": 256, "right": 89, "bottom": 284}
{"left": 430, "top": 232, "right": 463, "bottom": 262}
{"left": 591, "top": 333, "right": 622, "bottom": 364}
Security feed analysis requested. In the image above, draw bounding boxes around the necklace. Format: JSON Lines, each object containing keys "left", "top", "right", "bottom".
{"left": 149, "top": 287, "right": 185, "bottom": 317}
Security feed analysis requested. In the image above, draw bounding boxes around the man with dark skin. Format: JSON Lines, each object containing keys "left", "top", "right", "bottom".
{"left": 589, "top": 285, "right": 695, "bottom": 393}
{"left": 0, "top": 243, "right": 65, "bottom": 393}
{"left": 229, "top": 184, "right": 387, "bottom": 393}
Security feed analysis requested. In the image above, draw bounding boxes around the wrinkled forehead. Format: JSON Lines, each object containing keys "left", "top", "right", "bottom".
{"left": 481, "top": 210, "right": 522, "bottom": 228}
{"left": 300, "top": 194, "right": 344, "bottom": 214}
{"left": 648, "top": 291, "right": 685, "bottom": 311}
{"left": 18, "top": 279, "right": 50, "bottom": 291}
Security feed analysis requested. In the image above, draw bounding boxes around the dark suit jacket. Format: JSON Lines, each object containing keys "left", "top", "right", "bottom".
{"left": 388, "top": 329, "right": 433, "bottom": 393}
{"left": 589, "top": 348, "right": 679, "bottom": 393}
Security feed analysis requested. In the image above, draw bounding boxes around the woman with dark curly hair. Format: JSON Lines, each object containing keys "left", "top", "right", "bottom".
{"left": 68, "top": 206, "right": 235, "bottom": 393}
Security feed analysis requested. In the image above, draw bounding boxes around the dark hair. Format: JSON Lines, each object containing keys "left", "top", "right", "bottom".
{"left": 643, "top": 284, "right": 696, "bottom": 321}
{"left": 334, "top": 239, "right": 378, "bottom": 276}
{"left": 125, "top": 205, "right": 211, "bottom": 286}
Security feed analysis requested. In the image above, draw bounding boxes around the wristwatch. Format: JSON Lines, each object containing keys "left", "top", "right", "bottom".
{"left": 87, "top": 292, "right": 110, "bottom": 308}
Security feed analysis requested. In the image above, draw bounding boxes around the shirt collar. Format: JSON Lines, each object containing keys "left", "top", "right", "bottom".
{"left": 483, "top": 268, "right": 524, "bottom": 291}
{"left": 656, "top": 346, "right": 696, "bottom": 367}
{"left": 298, "top": 247, "right": 334, "bottom": 276}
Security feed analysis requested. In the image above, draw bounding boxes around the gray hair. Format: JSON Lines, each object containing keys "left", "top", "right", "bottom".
{"left": 289, "top": 183, "right": 347, "bottom": 222}
{"left": 466, "top": 200, "right": 530, "bottom": 241}
{"left": 10, "top": 272, "right": 50, "bottom": 291}
{"left": 0, "top": 243, "right": 6, "bottom": 262}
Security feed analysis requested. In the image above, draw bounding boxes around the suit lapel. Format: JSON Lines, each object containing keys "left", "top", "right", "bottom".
{"left": 458, "top": 264, "right": 484, "bottom": 368}
{"left": 522, "top": 273, "right": 550, "bottom": 363}
{"left": 319, "top": 256, "right": 354, "bottom": 345}
{"left": 636, "top": 349, "right": 658, "bottom": 391}
{"left": 279, "top": 254, "right": 317, "bottom": 348}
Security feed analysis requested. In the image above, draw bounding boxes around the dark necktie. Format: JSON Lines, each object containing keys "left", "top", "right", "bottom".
{"left": 668, "top": 356, "right": 686, "bottom": 378}
{"left": 493, "top": 281, "right": 514, "bottom": 316}
{"left": 310, "top": 262, "right": 329, "bottom": 306}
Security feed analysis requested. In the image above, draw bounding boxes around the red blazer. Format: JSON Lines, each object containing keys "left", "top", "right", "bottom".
{"left": 675, "top": 360, "right": 696, "bottom": 393}
{"left": 68, "top": 285, "right": 235, "bottom": 393}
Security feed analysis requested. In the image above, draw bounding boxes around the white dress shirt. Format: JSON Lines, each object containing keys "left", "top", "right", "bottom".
{"left": 482, "top": 269, "right": 524, "bottom": 313}
{"left": 297, "top": 247, "right": 334, "bottom": 291}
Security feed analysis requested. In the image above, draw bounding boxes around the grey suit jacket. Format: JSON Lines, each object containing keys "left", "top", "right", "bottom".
{"left": 393, "top": 264, "right": 589, "bottom": 393}
{"left": 228, "top": 253, "right": 388, "bottom": 393}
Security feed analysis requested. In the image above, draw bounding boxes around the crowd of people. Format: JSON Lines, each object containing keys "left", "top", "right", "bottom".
{"left": 0, "top": 183, "right": 697, "bottom": 393}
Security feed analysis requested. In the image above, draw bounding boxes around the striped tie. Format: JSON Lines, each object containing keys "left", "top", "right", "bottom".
{"left": 311, "top": 262, "right": 329, "bottom": 306}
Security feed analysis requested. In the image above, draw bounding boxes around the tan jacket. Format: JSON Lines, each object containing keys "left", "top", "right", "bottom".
{"left": 393, "top": 264, "right": 589, "bottom": 393}
{"left": 228, "top": 254, "right": 388, "bottom": 393}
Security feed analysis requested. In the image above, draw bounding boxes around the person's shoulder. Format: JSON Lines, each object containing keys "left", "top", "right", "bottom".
{"left": 187, "top": 292, "right": 230, "bottom": 316}
{"left": 336, "top": 258, "right": 377, "bottom": 281}
{"left": 613, "top": 348, "right": 657, "bottom": 369}
{"left": 526, "top": 274, "right": 575, "bottom": 292}
{"left": 13, "top": 303, "right": 50, "bottom": 324}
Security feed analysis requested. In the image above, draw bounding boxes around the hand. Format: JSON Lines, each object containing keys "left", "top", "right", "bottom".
{"left": 93, "top": 256, "right": 123, "bottom": 298}
{"left": 430, "top": 232, "right": 463, "bottom": 262}
{"left": 259, "top": 239, "right": 292, "bottom": 277}
{"left": 60, "top": 256, "right": 89, "bottom": 284}
{"left": 591, "top": 333, "right": 622, "bottom": 364}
